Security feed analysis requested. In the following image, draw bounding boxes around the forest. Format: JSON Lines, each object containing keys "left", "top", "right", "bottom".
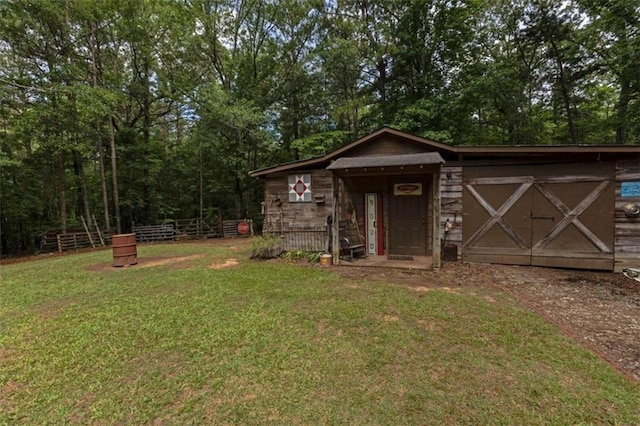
{"left": 1, "top": 0, "right": 639, "bottom": 256}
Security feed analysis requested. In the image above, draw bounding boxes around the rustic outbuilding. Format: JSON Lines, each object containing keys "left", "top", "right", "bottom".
{"left": 250, "top": 128, "right": 640, "bottom": 272}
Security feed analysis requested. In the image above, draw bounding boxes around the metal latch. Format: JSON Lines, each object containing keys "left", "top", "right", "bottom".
{"left": 530, "top": 212, "right": 555, "bottom": 221}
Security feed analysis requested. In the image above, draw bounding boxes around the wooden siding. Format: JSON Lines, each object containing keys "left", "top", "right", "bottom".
{"left": 346, "top": 136, "right": 430, "bottom": 157}
{"left": 440, "top": 166, "right": 463, "bottom": 256}
{"left": 614, "top": 160, "right": 640, "bottom": 272}
{"left": 262, "top": 169, "right": 333, "bottom": 232}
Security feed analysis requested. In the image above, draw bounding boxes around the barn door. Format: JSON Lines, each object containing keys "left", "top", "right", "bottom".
{"left": 463, "top": 163, "right": 615, "bottom": 271}
{"left": 462, "top": 165, "right": 534, "bottom": 265}
{"left": 530, "top": 163, "right": 614, "bottom": 270}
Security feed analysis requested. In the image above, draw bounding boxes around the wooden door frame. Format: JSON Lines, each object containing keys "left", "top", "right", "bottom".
{"left": 388, "top": 178, "right": 428, "bottom": 256}
{"left": 331, "top": 170, "right": 442, "bottom": 269}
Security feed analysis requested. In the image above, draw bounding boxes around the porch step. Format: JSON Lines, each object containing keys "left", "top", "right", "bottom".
{"left": 387, "top": 255, "right": 414, "bottom": 261}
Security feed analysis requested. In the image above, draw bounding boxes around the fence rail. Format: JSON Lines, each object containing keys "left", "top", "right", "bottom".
{"left": 174, "top": 218, "right": 221, "bottom": 239}
{"left": 39, "top": 216, "right": 250, "bottom": 254}
{"left": 223, "top": 219, "right": 254, "bottom": 237}
{"left": 55, "top": 231, "right": 108, "bottom": 252}
{"left": 280, "top": 226, "right": 328, "bottom": 252}
{"left": 133, "top": 224, "right": 176, "bottom": 242}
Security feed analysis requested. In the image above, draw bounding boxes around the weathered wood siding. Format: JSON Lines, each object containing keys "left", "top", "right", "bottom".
{"left": 262, "top": 169, "right": 333, "bottom": 232}
{"left": 440, "top": 166, "right": 463, "bottom": 254}
{"left": 346, "top": 136, "right": 428, "bottom": 157}
{"left": 614, "top": 160, "right": 640, "bottom": 272}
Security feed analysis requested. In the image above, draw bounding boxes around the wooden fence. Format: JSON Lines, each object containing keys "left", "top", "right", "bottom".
{"left": 174, "top": 217, "right": 222, "bottom": 239}
{"left": 54, "top": 230, "right": 110, "bottom": 252}
{"left": 40, "top": 216, "right": 247, "bottom": 253}
{"left": 222, "top": 219, "right": 254, "bottom": 237}
{"left": 133, "top": 224, "right": 176, "bottom": 242}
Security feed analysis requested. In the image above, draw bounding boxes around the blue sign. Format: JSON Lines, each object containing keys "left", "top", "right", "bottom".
{"left": 621, "top": 181, "right": 640, "bottom": 198}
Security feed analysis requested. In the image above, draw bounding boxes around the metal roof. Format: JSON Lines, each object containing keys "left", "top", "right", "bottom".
{"left": 249, "top": 127, "right": 640, "bottom": 178}
{"left": 326, "top": 152, "right": 445, "bottom": 170}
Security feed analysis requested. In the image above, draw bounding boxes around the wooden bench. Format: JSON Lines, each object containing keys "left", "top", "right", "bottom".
{"left": 338, "top": 220, "right": 365, "bottom": 261}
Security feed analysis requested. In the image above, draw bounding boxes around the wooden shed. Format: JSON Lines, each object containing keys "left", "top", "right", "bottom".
{"left": 250, "top": 128, "right": 640, "bottom": 271}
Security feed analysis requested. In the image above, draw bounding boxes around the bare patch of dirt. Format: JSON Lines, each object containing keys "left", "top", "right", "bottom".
{"left": 332, "top": 262, "right": 640, "bottom": 382}
{"left": 208, "top": 258, "right": 239, "bottom": 269}
{"left": 85, "top": 254, "right": 204, "bottom": 272}
{"left": 139, "top": 254, "right": 204, "bottom": 268}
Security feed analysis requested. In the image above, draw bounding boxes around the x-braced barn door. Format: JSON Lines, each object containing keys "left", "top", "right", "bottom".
{"left": 462, "top": 163, "right": 614, "bottom": 270}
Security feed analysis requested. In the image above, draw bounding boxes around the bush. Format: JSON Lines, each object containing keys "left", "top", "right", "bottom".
{"left": 250, "top": 235, "right": 284, "bottom": 259}
{"left": 281, "top": 249, "right": 322, "bottom": 263}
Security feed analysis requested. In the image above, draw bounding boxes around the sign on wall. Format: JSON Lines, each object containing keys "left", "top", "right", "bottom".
{"left": 393, "top": 183, "right": 422, "bottom": 196}
{"left": 621, "top": 181, "right": 640, "bottom": 198}
{"left": 289, "top": 174, "right": 312, "bottom": 202}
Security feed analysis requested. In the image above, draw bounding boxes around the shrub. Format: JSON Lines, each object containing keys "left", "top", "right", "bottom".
{"left": 250, "top": 234, "right": 284, "bottom": 259}
{"left": 281, "top": 249, "right": 322, "bottom": 263}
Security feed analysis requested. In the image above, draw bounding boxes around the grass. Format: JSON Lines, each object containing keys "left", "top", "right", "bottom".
{"left": 1, "top": 240, "right": 639, "bottom": 425}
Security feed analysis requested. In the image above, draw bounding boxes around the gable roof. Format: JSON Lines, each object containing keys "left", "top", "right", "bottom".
{"left": 250, "top": 127, "right": 453, "bottom": 177}
{"left": 250, "top": 127, "right": 640, "bottom": 177}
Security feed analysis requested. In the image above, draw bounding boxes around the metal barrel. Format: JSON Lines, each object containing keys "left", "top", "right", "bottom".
{"left": 112, "top": 233, "right": 138, "bottom": 267}
{"left": 319, "top": 253, "right": 333, "bottom": 266}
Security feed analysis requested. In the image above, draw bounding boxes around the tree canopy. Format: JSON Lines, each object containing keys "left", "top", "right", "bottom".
{"left": 1, "top": 0, "right": 638, "bottom": 255}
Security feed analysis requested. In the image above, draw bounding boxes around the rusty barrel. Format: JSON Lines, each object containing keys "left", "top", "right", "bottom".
{"left": 112, "top": 233, "right": 138, "bottom": 267}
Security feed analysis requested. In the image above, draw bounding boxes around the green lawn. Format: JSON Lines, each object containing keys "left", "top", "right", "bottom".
{"left": 1, "top": 240, "right": 638, "bottom": 425}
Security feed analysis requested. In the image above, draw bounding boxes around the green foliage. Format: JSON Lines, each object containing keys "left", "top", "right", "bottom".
{"left": 250, "top": 234, "right": 284, "bottom": 259}
{"left": 290, "top": 130, "right": 352, "bottom": 159}
{"left": 281, "top": 249, "right": 323, "bottom": 263}
{"left": 1, "top": 0, "right": 639, "bottom": 255}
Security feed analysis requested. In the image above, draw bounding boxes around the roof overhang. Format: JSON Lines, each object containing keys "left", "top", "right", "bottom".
{"left": 249, "top": 127, "right": 452, "bottom": 177}
{"left": 249, "top": 127, "right": 640, "bottom": 178}
{"left": 326, "top": 152, "right": 445, "bottom": 170}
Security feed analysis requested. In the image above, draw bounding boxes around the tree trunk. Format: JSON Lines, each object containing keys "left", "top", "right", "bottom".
{"left": 73, "top": 150, "right": 92, "bottom": 226}
{"left": 142, "top": 56, "right": 152, "bottom": 223}
{"left": 97, "top": 132, "right": 111, "bottom": 230}
{"left": 549, "top": 39, "right": 579, "bottom": 144}
{"left": 108, "top": 116, "right": 121, "bottom": 234}
{"left": 234, "top": 176, "right": 244, "bottom": 219}
{"left": 616, "top": 76, "right": 630, "bottom": 145}
{"left": 58, "top": 153, "right": 67, "bottom": 233}
{"left": 377, "top": 56, "right": 388, "bottom": 122}
{"left": 90, "top": 21, "right": 111, "bottom": 230}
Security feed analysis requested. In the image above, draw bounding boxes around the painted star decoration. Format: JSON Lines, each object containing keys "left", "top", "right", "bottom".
{"left": 289, "top": 175, "right": 312, "bottom": 201}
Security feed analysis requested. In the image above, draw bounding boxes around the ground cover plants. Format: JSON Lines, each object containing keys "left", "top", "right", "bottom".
{"left": 1, "top": 239, "right": 639, "bottom": 424}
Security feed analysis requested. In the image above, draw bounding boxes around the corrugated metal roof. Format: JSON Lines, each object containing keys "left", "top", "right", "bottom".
{"left": 326, "top": 152, "right": 445, "bottom": 169}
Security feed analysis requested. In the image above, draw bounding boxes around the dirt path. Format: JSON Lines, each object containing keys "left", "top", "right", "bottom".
{"left": 491, "top": 265, "right": 640, "bottom": 383}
